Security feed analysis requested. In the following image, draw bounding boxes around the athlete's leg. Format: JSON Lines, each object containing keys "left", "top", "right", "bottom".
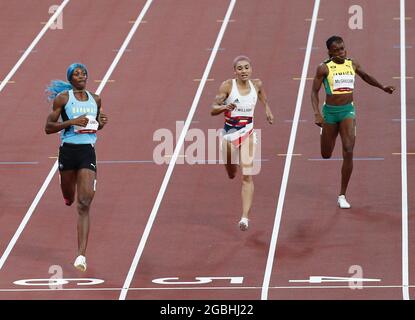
{"left": 75, "top": 168, "right": 96, "bottom": 256}
{"left": 222, "top": 138, "right": 238, "bottom": 179}
{"left": 59, "top": 170, "right": 77, "bottom": 206}
{"left": 321, "top": 122, "right": 339, "bottom": 158}
{"left": 240, "top": 134, "right": 255, "bottom": 221}
{"left": 338, "top": 117, "right": 356, "bottom": 195}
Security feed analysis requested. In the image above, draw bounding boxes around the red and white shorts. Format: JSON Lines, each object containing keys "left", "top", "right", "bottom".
{"left": 222, "top": 122, "right": 255, "bottom": 148}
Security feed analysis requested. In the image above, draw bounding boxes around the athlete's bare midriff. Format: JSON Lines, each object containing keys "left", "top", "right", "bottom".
{"left": 325, "top": 92, "right": 353, "bottom": 106}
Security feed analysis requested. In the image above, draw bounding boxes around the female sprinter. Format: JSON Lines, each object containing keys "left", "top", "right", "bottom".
{"left": 211, "top": 55, "right": 274, "bottom": 231}
{"left": 45, "top": 63, "right": 108, "bottom": 271}
{"left": 311, "top": 36, "right": 395, "bottom": 208}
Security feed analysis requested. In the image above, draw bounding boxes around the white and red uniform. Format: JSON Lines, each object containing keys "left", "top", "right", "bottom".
{"left": 223, "top": 79, "right": 258, "bottom": 147}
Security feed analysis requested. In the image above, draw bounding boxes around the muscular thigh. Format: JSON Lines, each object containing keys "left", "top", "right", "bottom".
{"left": 60, "top": 170, "right": 77, "bottom": 186}
{"left": 222, "top": 138, "right": 239, "bottom": 165}
{"left": 76, "top": 169, "right": 96, "bottom": 199}
{"left": 321, "top": 123, "right": 339, "bottom": 145}
{"left": 240, "top": 133, "right": 255, "bottom": 165}
{"left": 339, "top": 118, "right": 356, "bottom": 149}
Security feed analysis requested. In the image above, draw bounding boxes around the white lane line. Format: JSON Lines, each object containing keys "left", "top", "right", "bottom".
{"left": 261, "top": 0, "right": 320, "bottom": 300}
{"left": 0, "top": 0, "right": 154, "bottom": 272}
{"left": 95, "top": 0, "right": 153, "bottom": 95}
{"left": 400, "top": 0, "right": 409, "bottom": 301}
{"left": 0, "top": 0, "right": 70, "bottom": 93}
{"left": 0, "top": 161, "right": 59, "bottom": 271}
{"left": 118, "top": 0, "right": 237, "bottom": 300}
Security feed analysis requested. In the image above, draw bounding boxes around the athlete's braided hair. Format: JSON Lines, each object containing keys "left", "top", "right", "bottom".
{"left": 45, "top": 63, "right": 88, "bottom": 101}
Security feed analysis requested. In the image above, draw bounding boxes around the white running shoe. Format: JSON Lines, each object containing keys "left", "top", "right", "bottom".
{"left": 74, "top": 255, "right": 87, "bottom": 272}
{"left": 239, "top": 217, "right": 249, "bottom": 231}
{"left": 337, "top": 195, "right": 351, "bottom": 209}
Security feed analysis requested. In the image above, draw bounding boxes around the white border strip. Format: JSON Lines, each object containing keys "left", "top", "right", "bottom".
{"left": 261, "top": 0, "right": 320, "bottom": 300}
{"left": 0, "top": 0, "right": 70, "bottom": 93}
{"left": 400, "top": 0, "right": 409, "bottom": 301}
{"left": 0, "top": 0, "right": 154, "bottom": 272}
{"left": 118, "top": 0, "right": 237, "bottom": 300}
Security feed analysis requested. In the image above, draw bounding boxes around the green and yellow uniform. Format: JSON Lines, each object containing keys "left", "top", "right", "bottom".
{"left": 322, "top": 58, "right": 356, "bottom": 124}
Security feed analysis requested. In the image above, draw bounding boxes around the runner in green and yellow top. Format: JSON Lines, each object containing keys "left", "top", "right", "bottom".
{"left": 311, "top": 35, "right": 395, "bottom": 209}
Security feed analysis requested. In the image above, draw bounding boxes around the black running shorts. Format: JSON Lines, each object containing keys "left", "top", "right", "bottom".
{"left": 58, "top": 143, "right": 97, "bottom": 172}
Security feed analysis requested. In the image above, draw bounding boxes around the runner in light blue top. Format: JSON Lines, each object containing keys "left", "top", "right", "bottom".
{"left": 45, "top": 63, "right": 108, "bottom": 272}
{"left": 60, "top": 88, "right": 99, "bottom": 144}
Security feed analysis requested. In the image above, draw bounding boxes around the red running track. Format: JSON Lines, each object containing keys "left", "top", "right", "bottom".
{"left": 0, "top": 0, "right": 413, "bottom": 300}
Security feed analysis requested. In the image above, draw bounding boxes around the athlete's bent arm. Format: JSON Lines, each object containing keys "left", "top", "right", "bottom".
{"left": 353, "top": 59, "right": 395, "bottom": 94}
{"left": 311, "top": 64, "right": 328, "bottom": 127}
{"left": 211, "top": 80, "right": 236, "bottom": 116}
{"left": 254, "top": 79, "right": 273, "bottom": 124}
{"left": 45, "top": 93, "right": 88, "bottom": 134}
{"left": 93, "top": 94, "right": 108, "bottom": 130}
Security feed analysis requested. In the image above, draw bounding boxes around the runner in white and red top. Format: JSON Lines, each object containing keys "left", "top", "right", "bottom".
{"left": 211, "top": 55, "right": 274, "bottom": 231}
{"left": 223, "top": 77, "right": 257, "bottom": 147}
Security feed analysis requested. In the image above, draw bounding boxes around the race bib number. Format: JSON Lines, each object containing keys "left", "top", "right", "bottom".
{"left": 333, "top": 74, "right": 354, "bottom": 90}
{"left": 74, "top": 115, "right": 99, "bottom": 134}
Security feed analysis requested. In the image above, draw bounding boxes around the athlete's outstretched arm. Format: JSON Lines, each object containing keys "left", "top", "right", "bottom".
{"left": 44, "top": 93, "right": 88, "bottom": 134}
{"left": 211, "top": 80, "right": 236, "bottom": 116}
{"left": 255, "top": 79, "right": 273, "bottom": 124}
{"left": 353, "top": 59, "right": 395, "bottom": 94}
{"left": 311, "top": 64, "right": 328, "bottom": 127}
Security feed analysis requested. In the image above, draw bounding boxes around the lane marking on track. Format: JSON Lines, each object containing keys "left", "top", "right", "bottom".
{"left": 0, "top": 162, "right": 39, "bottom": 165}
{"left": 94, "top": 79, "right": 115, "bottom": 83}
{"left": 14, "top": 278, "right": 104, "bottom": 286}
{"left": 164, "top": 155, "right": 187, "bottom": 158}
{"left": 392, "top": 118, "right": 414, "bottom": 121}
{"left": 393, "top": 45, "right": 412, "bottom": 49}
{"left": 119, "top": 0, "right": 237, "bottom": 301}
{"left": 277, "top": 154, "right": 302, "bottom": 157}
{"left": 186, "top": 159, "right": 269, "bottom": 164}
{"left": 284, "top": 119, "right": 308, "bottom": 122}
{"left": 392, "top": 76, "right": 413, "bottom": 79}
{"left": 5, "top": 159, "right": 272, "bottom": 165}
{"left": 113, "top": 49, "right": 132, "bottom": 52}
{"left": 400, "top": 0, "right": 410, "bottom": 301}
{"left": 0, "top": 0, "right": 154, "bottom": 273}
{"left": 308, "top": 157, "right": 384, "bottom": 161}
{"left": 217, "top": 19, "right": 235, "bottom": 22}
{"left": 293, "top": 77, "right": 313, "bottom": 80}
{"left": 206, "top": 47, "right": 225, "bottom": 51}
{"left": 152, "top": 276, "right": 244, "bottom": 285}
{"left": 193, "top": 78, "right": 214, "bottom": 81}
{"left": 129, "top": 20, "right": 147, "bottom": 23}
{"left": 98, "top": 160, "right": 154, "bottom": 164}
{"left": 18, "top": 49, "right": 38, "bottom": 53}
{"left": 393, "top": 153, "right": 415, "bottom": 155}
{"left": 261, "top": 0, "right": 321, "bottom": 301}
{"left": 393, "top": 17, "right": 412, "bottom": 20}
{"left": 305, "top": 18, "right": 323, "bottom": 21}
{"left": 2, "top": 284, "right": 414, "bottom": 293}
{"left": 289, "top": 276, "right": 381, "bottom": 283}
{"left": 0, "top": 0, "right": 70, "bottom": 93}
